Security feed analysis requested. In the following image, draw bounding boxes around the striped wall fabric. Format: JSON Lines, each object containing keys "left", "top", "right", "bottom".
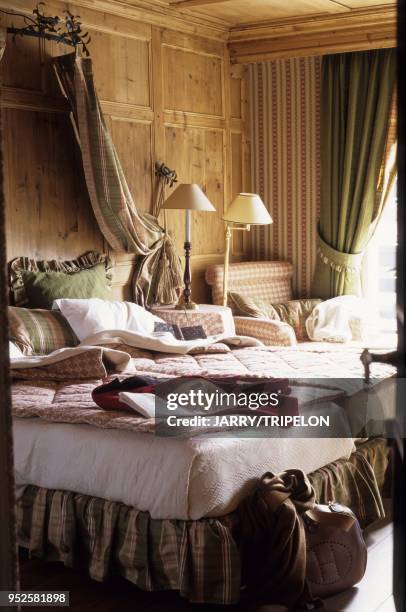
{"left": 248, "top": 58, "right": 321, "bottom": 297}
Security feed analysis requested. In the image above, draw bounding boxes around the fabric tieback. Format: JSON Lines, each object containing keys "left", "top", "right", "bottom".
{"left": 316, "top": 233, "right": 364, "bottom": 274}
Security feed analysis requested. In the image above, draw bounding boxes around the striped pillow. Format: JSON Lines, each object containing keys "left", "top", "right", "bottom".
{"left": 227, "top": 292, "right": 280, "bottom": 320}
{"left": 8, "top": 307, "right": 79, "bottom": 355}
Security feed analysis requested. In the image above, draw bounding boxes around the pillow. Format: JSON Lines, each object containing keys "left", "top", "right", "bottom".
{"left": 9, "top": 251, "right": 112, "bottom": 308}
{"left": 227, "top": 293, "right": 321, "bottom": 340}
{"left": 20, "top": 263, "right": 111, "bottom": 309}
{"left": 272, "top": 299, "right": 322, "bottom": 340}
{"left": 53, "top": 298, "right": 165, "bottom": 341}
{"left": 228, "top": 292, "right": 280, "bottom": 320}
{"left": 9, "top": 306, "right": 79, "bottom": 355}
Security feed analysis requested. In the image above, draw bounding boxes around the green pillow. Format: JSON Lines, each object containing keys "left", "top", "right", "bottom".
{"left": 21, "top": 263, "right": 112, "bottom": 309}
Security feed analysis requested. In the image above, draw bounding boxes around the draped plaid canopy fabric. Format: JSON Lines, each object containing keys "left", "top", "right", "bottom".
{"left": 54, "top": 53, "right": 182, "bottom": 306}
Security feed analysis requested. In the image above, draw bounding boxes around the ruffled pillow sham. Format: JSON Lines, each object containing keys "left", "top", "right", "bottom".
{"left": 9, "top": 251, "right": 113, "bottom": 308}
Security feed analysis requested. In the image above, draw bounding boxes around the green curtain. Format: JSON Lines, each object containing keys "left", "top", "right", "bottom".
{"left": 313, "top": 48, "right": 396, "bottom": 299}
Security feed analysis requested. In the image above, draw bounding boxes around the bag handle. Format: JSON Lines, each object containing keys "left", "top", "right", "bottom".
{"left": 304, "top": 505, "right": 356, "bottom": 532}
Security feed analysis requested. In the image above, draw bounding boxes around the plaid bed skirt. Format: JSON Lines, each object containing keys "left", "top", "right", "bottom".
{"left": 16, "top": 437, "right": 389, "bottom": 605}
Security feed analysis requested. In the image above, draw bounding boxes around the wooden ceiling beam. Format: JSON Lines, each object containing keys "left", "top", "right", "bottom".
{"left": 228, "top": 6, "right": 397, "bottom": 63}
{"left": 228, "top": 5, "right": 396, "bottom": 42}
{"left": 169, "top": 0, "right": 232, "bottom": 7}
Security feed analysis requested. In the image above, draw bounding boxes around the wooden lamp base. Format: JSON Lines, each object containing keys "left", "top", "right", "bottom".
{"left": 175, "top": 240, "right": 199, "bottom": 310}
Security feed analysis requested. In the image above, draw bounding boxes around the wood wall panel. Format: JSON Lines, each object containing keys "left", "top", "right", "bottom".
{"left": 229, "top": 64, "right": 249, "bottom": 258}
{"left": 108, "top": 117, "right": 154, "bottom": 213}
{"left": 164, "top": 124, "right": 225, "bottom": 255}
{"left": 0, "top": 36, "right": 42, "bottom": 91}
{"left": 230, "top": 77, "right": 242, "bottom": 120}
{"left": 90, "top": 29, "right": 152, "bottom": 108}
{"left": 0, "top": 0, "right": 249, "bottom": 302}
{"left": 0, "top": 15, "right": 72, "bottom": 96}
{"left": 230, "top": 131, "right": 244, "bottom": 254}
{"left": 3, "top": 109, "right": 104, "bottom": 262}
{"left": 162, "top": 45, "right": 223, "bottom": 116}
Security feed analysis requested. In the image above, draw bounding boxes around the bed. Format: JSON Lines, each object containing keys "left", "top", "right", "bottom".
{"left": 9, "top": 256, "right": 395, "bottom": 605}
{"left": 11, "top": 344, "right": 394, "bottom": 603}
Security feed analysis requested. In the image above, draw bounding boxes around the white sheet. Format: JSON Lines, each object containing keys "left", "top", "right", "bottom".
{"left": 13, "top": 417, "right": 354, "bottom": 520}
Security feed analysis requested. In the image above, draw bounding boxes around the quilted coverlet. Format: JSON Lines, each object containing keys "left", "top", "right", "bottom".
{"left": 12, "top": 344, "right": 394, "bottom": 434}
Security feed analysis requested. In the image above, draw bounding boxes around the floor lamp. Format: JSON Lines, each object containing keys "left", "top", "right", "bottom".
{"left": 163, "top": 183, "right": 216, "bottom": 310}
{"left": 223, "top": 193, "right": 273, "bottom": 307}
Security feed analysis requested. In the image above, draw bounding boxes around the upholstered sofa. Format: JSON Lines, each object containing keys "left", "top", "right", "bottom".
{"left": 205, "top": 261, "right": 298, "bottom": 346}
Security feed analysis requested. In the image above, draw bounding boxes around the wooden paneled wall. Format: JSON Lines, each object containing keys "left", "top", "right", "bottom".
{"left": 0, "top": 0, "right": 249, "bottom": 303}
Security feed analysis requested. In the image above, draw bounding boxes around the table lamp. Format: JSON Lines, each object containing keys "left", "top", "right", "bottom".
{"left": 223, "top": 193, "right": 273, "bottom": 306}
{"left": 163, "top": 183, "right": 216, "bottom": 309}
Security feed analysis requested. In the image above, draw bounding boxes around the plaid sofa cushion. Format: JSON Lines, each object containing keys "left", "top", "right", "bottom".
{"left": 9, "top": 306, "right": 79, "bottom": 355}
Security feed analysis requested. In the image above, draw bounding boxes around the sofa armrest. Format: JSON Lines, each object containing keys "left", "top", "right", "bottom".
{"left": 234, "top": 316, "right": 297, "bottom": 346}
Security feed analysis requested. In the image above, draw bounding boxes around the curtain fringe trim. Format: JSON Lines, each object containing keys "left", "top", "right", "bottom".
{"left": 316, "top": 247, "right": 362, "bottom": 274}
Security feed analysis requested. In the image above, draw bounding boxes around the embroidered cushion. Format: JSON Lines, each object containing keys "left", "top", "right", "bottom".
{"left": 9, "top": 306, "right": 79, "bottom": 355}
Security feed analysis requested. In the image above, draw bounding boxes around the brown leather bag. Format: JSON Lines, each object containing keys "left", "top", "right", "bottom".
{"left": 303, "top": 502, "right": 367, "bottom": 599}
